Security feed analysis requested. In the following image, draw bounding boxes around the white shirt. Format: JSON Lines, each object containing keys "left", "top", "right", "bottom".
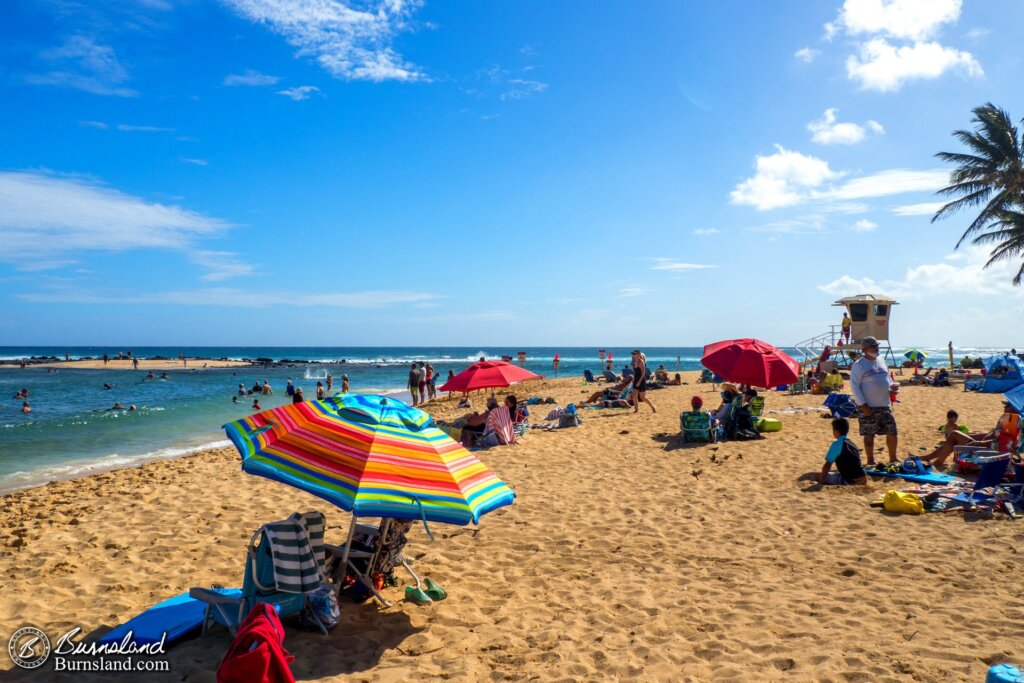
{"left": 850, "top": 355, "right": 892, "bottom": 408}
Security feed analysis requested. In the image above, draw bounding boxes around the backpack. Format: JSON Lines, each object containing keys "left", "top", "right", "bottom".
{"left": 217, "top": 603, "right": 296, "bottom": 683}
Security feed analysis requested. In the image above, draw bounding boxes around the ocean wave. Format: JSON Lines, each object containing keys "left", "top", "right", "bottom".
{"left": 0, "top": 439, "right": 231, "bottom": 494}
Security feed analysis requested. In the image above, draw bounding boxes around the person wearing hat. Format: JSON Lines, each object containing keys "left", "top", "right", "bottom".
{"left": 849, "top": 336, "right": 899, "bottom": 465}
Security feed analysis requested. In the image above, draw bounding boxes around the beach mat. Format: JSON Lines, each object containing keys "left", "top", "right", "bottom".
{"left": 865, "top": 467, "right": 959, "bottom": 485}
{"left": 98, "top": 591, "right": 224, "bottom": 646}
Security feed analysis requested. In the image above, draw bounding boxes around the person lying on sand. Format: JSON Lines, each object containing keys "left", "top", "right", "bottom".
{"left": 666, "top": 373, "right": 682, "bottom": 386}
{"left": 921, "top": 409, "right": 992, "bottom": 468}
{"left": 819, "top": 418, "right": 867, "bottom": 485}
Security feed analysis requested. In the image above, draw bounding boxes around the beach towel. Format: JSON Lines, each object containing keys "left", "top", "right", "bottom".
{"left": 216, "top": 603, "right": 295, "bottom": 683}
{"left": 262, "top": 512, "right": 326, "bottom": 594}
{"left": 483, "top": 406, "right": 515, "bottom": 445}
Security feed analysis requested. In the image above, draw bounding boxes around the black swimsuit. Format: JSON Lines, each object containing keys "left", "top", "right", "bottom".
{"left": 634, "top": 364, "right": 647, "bottom": 392}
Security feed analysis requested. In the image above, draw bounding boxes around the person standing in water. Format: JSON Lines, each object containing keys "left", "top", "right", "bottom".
{"left": 408, "top": 363, "right": 420, "bottom": 406}
{"left": 553, "top": 353, "right": 560, "bottom": 376}
{"left": 316, "top": 381, "right": 326, "bottom": 400}
{"left": 326, "top": 373, "right": 333, "bottom": 392}
{"left": 341, "top": 375, "right": 349, "bottom": 393}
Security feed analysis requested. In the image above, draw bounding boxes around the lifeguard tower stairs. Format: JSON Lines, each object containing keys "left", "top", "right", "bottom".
{"left": 795, "top": 294, "right": 900, "bottom": 372}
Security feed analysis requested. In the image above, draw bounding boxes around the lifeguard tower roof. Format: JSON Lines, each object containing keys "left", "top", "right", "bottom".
{"left": 831, "top": 294, "right": 898, "bottom": 306}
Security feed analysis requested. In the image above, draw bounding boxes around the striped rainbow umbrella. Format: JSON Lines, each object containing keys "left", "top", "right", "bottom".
{"left": 224, "top": 394, "right": 515, "bottom": 526}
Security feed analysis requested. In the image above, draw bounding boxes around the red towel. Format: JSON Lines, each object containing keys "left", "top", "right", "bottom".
{"left": 217, "top": 603, "right": 296, "bottom": 683}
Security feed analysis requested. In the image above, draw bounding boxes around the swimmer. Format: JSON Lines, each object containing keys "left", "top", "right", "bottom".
{"left": 128, "top": 405, "right": 137, "bottom": 412}
{"left": 109, "top": 402, "right": 124, "bottom": 411}
{"left": 103, "top": 383, "right": 113, "bottom": 390}
{"left": 252, "top": 399, "right": 261, "bottom": 410}
{"left": 146, "top": 372, "right": 156, "bottom": 380}
{"left": 161, "top": 373, "right": 170, "bottom": 380}
{"left": 21, "top": 401, "right": 31, "bottom": 413}
{"left": 232, "top": 395, "right": 239, "bottom": 403}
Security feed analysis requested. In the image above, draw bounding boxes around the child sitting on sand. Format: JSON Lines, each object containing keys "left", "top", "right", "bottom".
{"left": 818, "top": 417, "right": 867, "bottom": 485}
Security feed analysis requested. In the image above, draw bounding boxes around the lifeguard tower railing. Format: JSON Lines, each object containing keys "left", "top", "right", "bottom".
{"left": 794, "top": 326, "right": 900, "bottom": 373}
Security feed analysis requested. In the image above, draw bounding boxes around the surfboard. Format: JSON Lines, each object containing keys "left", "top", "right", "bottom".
{"left": 98, "top": 592, "right": 211, "bottom": 646}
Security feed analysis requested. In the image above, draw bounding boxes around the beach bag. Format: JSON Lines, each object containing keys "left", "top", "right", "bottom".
{"left": 298, "top": 585, "right": 340, "bottom": 632}
{"left": 755, "top": 417, "right": 782, "bottom": 432}
{"left": 558, "top": 414, "right": 581, "bottom": 428}
{"left": 882, "top": 490, "right": 924, "bottom": 515}
{"left": 216, "top": 603, "right": 296, "bottom": 683}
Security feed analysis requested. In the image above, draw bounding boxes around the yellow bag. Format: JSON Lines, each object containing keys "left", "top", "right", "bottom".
{"left": 882, "top": 490, "right": 924, "bottom": 515}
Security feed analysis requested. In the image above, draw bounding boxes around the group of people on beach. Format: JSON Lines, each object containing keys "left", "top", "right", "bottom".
{"left": 408, "top": 363, "right": 440, "bottom": 406}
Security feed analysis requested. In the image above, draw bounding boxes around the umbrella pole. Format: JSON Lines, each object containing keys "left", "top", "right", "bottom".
{"left": 334, "top": 516, "right": 358, "bottom": 598}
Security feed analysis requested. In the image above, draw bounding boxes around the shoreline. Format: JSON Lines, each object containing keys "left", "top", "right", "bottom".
{"left": 0, "top": 358, "right": 255, "bottom": 370}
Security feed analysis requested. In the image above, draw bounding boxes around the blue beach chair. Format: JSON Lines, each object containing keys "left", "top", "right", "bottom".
{"left": 190, "top": 513, "right": 328, "bottom": 636}
{"left": 680, "top": 411, "right": 722, "bottom": 443}
{"left": 943, "top": 455, "right": 1012, "bottom": 512}
{"left": 823, "top": 393, "right": 859, "bottom": 418}
{"left": 583, "top": 370, "right": 597, "bottom": 383}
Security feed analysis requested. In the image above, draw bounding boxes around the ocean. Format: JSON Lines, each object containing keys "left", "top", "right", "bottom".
{"left": 0, "top": 345, "right": 1003, "bottom": 492}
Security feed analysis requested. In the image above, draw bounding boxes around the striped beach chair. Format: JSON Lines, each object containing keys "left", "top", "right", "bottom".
{"left": 190, "top": 511, "right": 330, "bottom": 636}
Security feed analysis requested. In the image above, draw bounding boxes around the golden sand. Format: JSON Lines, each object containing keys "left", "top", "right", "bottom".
{"left": 1, "top": 372, "right": 1021, "bottom": 681}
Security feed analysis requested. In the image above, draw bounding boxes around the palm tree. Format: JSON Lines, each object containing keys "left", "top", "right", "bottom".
{"left": 971, "top": 209, "right": 1024, "bottom": 284}
{"left": 932, "top": 103, "right": 1024, "bottom": 252}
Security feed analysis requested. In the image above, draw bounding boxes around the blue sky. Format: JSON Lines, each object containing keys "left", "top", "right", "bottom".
{"left": 2, "top": 0, "right": 1023, "bottom": 347}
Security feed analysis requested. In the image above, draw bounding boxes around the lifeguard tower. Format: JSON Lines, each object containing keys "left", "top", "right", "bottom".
{"left": 796, "top": 294, "right": 899, "bottom": 370}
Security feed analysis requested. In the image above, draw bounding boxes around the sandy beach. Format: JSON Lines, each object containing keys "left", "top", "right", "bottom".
{"left": 4, "top": 359, "right": 255, "bottom": 371}
{"left": 1, "top": 372, "right": 1022, "bottom": 681}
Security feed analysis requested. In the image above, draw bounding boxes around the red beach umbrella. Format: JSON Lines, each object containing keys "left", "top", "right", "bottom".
{"left": 701, "top": 338, "right": 800, "bottom": 388}
{"left": 439, "top": 360, "right": 540, "bottom": 393}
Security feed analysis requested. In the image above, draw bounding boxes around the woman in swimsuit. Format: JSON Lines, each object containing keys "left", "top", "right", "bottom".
{"left": 630, "top": 350, "right": 656, "bottom": 414}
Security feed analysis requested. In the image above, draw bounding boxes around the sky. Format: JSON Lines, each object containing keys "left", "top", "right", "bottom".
{"left": 2, "top": 0, "right": 1024, "bottom": 348}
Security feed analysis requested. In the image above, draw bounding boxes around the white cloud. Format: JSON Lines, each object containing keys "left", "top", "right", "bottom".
{"left": 794, "top": 47, "right": 820, "bottom": 63}
{"left": 823, "top": 1, "right": 981, "bottom": 92}
{"left": 0, "top": 171, "right": 229, "bottom": 269}
{"left": 891, "top": 201, "right": 945, "bottom": 216}
{"left": 180, "top": 158, "right": 209, "bottom": 166}
{"left": 190, "top": 251, "right": 254, "bottom": 281}
{"left": 965, "top": 27, "right": 990, "bottom": 41}
{"left": 500, "top": 78, "right": 548, "bottom": 101}
{"left": 846, "top": 38, "right": 982, "bottom": 92}
{"left": 692, "top": 228, "right": 720, "bottom": 236}
{"left": 19, "top": 287, "right": 441, "bottom": 308}
{"left": 221, "top": 0, "right": 426, "bottom": 82}
{"left": 824, "top": 168, "right": 947, "bottom": 201}
{"left": 223, "top": 69, "right": 281, "bottom": 86}
{"left": 651, "top": 259, "right": 717, "bottom": 271}
{"left": 807, "top": 108, "right": 885, "bottom": 145}
{"left": 27, "top": 36, "right": 137, "bottom": 97}
{"left": 276, "top": 85, "right": 320, "bottom": 101}
{"left": 117, "top": 124, "right": 175, "bottom": 133}
{"left": 837, "top": 0, "right": 962, "bottom": 41}
{"left": 617, "top": 286, "right": 651, "bottom": 298}
{"left": 818, "top": 246, "right": 1023, "bottom": 298}
{"left": 853, "top": 219, "right": 878, "bottom": 232}
{"left": 79, "top": 120, "right": 108, "bottom": 129}
{"left": 730, "top": 145, "right": 841, "bottom": 210}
